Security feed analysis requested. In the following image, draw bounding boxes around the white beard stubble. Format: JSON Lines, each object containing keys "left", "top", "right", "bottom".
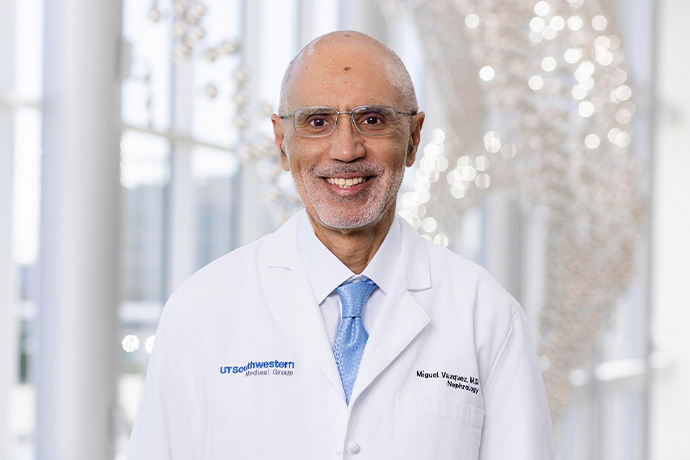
{"left": 287, "top": 145, "right": 406, "bottom": 230}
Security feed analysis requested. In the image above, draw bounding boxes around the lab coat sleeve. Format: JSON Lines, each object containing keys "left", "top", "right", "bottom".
{"left": 126, "top": 292, "right": 203, "bottom": 460}
{"left": 478, "top": 302, "right": 556, "bottom": 460}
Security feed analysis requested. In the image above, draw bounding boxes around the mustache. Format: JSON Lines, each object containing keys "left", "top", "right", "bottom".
{"left": 308, "top": 160, "right": 384, "bottom": 177}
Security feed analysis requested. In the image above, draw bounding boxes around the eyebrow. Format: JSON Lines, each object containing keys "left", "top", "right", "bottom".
{"left": 297, "top": 107, "right": 335, "bottom": 116}
{"left": 355, "top": 106, "right": 387, "bottom": 114}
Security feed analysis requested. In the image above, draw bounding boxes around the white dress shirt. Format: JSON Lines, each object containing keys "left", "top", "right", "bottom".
{"left": 296, "top": 211, "right": 401, "bottom": 348}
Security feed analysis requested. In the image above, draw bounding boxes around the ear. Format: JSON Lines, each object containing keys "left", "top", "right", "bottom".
{"left": 271, "top": 113, "right": 290, "bottom": 172}
{"left": 405, "top": 111, "right": 425, "bottom": 168}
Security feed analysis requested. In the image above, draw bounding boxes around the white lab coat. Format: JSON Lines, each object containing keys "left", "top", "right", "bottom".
{"left": 126, "top": 209, "right": 555, "bottom": 460}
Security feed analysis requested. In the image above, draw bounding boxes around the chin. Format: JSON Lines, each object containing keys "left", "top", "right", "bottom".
{"left": 310, "top": 200, "right": 393, "bottom": 232}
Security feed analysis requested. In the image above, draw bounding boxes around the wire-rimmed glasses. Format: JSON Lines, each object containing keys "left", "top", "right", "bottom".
{"left": 278, "top": 105, "right": 417, "bottom": 137}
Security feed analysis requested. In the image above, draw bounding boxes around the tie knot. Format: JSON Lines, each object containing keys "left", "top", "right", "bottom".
{"left": 335, "top": 277, "right": 377, "bottom": 318}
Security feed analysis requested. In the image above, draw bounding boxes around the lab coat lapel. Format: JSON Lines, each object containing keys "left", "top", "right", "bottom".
{"left": 349, "top": 218, "right": 432, "bottom": 406}
{"left": 258, "top": 211, "right": 346, "bottom": 403}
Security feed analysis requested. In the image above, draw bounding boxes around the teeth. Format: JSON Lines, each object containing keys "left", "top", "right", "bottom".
{"left": 326, "top": 177, "right": 367, "bottom": 188}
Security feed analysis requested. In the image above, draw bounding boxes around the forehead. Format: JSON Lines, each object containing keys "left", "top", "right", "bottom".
{"left": 286, "top": 40, "right": 404, "bottom": 110}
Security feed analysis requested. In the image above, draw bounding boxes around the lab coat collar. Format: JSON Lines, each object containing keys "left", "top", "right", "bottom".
{"left": 296, "top": 209, "right": 402, "bottom": 303}
{"left": 264, "top": 208, "right": 431, "bottom": 292}
{"left": 295, "top": 212, "right": 356, "bottom": 304}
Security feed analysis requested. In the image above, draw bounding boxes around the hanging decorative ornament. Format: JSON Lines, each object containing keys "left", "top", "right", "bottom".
{"left": 189, "top": 3, "right": 207, "bottom": 19}
{"left": 203, "top": 48, "right": 218, "bottom": 62}
{"left": 232, "top": 67, "right": 249, "bottom": 83}
{"left": 204, "top": 83, "right": 218, "bottom": 99}
{"left": 144, "top": 1, "right": 249, "bottom": 106}
{"left": 233, "top": 91, "right": 248, "bottom": 106}
{"left": 219, "top": 39, "right": 241, "bottom": 55}
{"left": 375, "top": 0, "right": 647, "bottom": 424}
{"left": 173, "top": 43, "right": 191, "bottom": 60}
{"left": 148, "top": 7, "right": 162, "bottom": 23}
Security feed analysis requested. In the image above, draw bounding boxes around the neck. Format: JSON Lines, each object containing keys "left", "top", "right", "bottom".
{"left": 306, "top": 207, "right": 396, "bottom": 275}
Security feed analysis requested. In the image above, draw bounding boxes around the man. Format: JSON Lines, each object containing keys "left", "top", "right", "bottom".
{"left": 127, "top": 30, "right": 555, "bottom": 459}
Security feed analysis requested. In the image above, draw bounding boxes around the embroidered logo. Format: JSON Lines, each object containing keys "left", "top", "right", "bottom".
{"left": 220, "top": 359, "right": 295, "bottom": 377}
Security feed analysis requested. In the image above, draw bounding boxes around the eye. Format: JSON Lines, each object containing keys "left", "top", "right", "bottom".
{"left": 353, "top": 106, "right": 394, "bottom": 129}
{"left": 309, "top": 116, "right": 329, "bottom": 127}
{"left": 362, "top": 114, "right": 383, "bottom": 125}
{"left": 294, "top": 108, "right": 337, "bottom": 134}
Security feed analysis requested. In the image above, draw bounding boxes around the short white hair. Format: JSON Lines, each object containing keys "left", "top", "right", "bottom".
{"left": 278, "top": 30, "right": 419, "bottom": 115}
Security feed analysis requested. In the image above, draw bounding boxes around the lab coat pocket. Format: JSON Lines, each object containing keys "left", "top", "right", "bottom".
{"left": 394, "top": 392, "right": 484, "bottom": 460}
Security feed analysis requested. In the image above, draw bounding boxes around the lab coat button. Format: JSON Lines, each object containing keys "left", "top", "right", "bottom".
{"left": 347, "top": 441, "right": 360, "bottom": 454}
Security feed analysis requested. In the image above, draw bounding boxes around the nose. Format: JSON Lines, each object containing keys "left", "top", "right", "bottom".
{"left": 328, "top": 114, "right": 366, "bottom": 162}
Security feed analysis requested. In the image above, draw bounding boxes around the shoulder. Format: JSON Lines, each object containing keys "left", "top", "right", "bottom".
{"left": 431, "top": 240, "right": 516, "bottom": 311}
{"left": 161, "top": 237, "right": 263, "bottom": 323}
{"left": 170, "top": 209, "right": 303, "bottom": 304}
{"left": 398, "top": 216, "right": 518, "bottom": 348}
{"left": 176, "top": 238, "right": 260, "bottom": 295}
{"left": 399, "top": 214, "right": 516, "bottom": 313}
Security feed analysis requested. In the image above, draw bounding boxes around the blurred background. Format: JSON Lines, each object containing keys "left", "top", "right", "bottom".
{"left": 0, "top": 0, "right": 688, "bottom": 459}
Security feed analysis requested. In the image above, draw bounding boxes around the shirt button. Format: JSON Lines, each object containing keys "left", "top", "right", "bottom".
{"left": 347, "top": 441, "right": 360, "bottom": 454}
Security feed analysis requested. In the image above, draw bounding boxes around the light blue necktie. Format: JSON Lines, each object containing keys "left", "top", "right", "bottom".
{"left": 334, "top": 276, "right": 377, "bottom": 406}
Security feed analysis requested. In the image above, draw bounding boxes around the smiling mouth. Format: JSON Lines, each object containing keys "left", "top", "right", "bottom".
{"left": 324, "top": 176, "right": 371, "bottom": 189}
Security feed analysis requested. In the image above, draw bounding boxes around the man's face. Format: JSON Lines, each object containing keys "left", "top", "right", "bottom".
{"left": 272, "top": 41, "right": 424, "bottom": 232}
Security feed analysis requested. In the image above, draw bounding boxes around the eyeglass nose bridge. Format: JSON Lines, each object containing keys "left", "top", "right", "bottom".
{"left": 331, "top": 109, "right": 361, "bottom": 137}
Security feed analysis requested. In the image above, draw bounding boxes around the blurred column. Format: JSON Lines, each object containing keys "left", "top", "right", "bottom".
{"left": 167, "top": 59, "right": 197, "bottom": 294}
{"left": 482, "top": 193, "right": 521, "bottom": 299}
{"left": 237, "top": 0, "right": 276, "bottom": 246}
{"left": 338, "top": 0, "right": 388, "bottom": 43}
{"left": 650, "top": 0, "right": 690, "bottom": 457}
{"left": 298, "top": 0, "right": 339, "bottom": 45}
{"left": 0, "top": 0, "right": 18, "bottom": 458}
{"left": 36, "top": 0, "right": 122, "bottom": 459}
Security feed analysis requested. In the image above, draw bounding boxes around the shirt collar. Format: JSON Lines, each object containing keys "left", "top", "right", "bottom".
{"left": 296, "top": 210, "right": 402, "bottom": 305}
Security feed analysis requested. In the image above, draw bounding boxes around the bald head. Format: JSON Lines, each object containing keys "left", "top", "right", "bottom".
{"left": 278, "top": 31, "right": 418, "bottom": 115}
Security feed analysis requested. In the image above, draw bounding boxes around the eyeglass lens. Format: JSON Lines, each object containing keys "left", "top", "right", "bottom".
{"left": 293, "top": 106, "right": 397, "bottom": 137}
